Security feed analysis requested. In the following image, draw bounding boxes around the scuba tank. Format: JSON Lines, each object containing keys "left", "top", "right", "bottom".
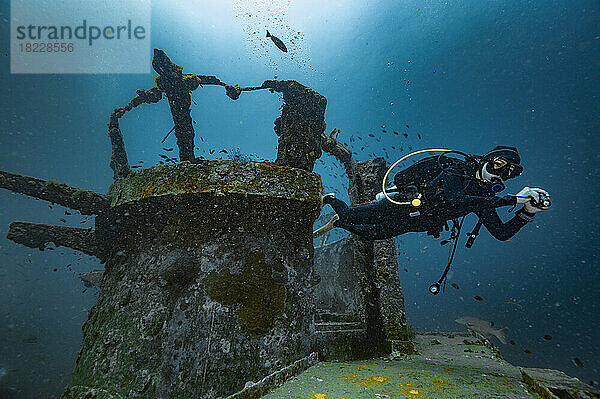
{"left": 382, "top": 149, "right": 513, "bottom": 295}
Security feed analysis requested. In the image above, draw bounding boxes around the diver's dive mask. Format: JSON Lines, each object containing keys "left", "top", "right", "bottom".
{"left": 485, "top": 156, "right": 523, "bottom": 181}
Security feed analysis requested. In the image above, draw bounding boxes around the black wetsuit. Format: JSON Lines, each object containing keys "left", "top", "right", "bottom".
{"left": 327, "top": 157, "right": 534, "bottom": 240}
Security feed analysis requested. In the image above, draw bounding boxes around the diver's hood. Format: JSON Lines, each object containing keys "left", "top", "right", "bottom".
{"left": 484, "top": 146, "right": 521, "bottom": 164}
{"left": 482, "top": 146, "right": 523, "bottom": 180}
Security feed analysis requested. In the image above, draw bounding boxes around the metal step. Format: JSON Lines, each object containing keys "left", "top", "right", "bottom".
{"left": 315, "top": 321, "right": 365, "bottom": 332}
{"left": 315, "top": 310, "right": 362, "bottom": 324}
{"left": 315, "top": 329, "right": 366, "bottom": 335}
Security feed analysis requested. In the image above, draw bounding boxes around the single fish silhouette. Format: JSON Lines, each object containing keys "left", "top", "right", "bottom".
{"left": 266, "top": 30, "right": 288, "bottom": 52}
{"left": 572, "top": 357, "right": 584, "bottom": 368}
{"left": 456, "top": 317, "right": 508, "bottom": 344}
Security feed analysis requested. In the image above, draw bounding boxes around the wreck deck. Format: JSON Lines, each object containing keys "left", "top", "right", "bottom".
{"left": 261, "top": 332, "right": 599, "bottom": 399}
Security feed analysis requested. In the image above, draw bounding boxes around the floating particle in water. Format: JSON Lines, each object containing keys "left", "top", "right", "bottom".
{"left": 406, "top": 124, "right": 410, "bottom": 128}
{"left": 368, "top": 133, "right": 375, "bottom": 138}
{"left": 524, "top": 349, "right": 532, "bottom": 354}
{"left": 543, "top": 335, "right": 552, "bottom": 341}
{"left": 509, "top": 340, "right": 516, "bottom": 345}
{"left": 451, "top": 283, "right": 459, "bottom": 290}
{"left": 23, "top": 336, "right": 38, "bottom": 344}
{"left": 402, "top": 133, "right": 409, "bottom": 138}
{"left": 474, "top": 295, "right": 483, "bottom": 301}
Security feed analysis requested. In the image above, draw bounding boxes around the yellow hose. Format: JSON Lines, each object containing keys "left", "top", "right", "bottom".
{"left": 382, "top": 148, "right": 453, "bottom": 205}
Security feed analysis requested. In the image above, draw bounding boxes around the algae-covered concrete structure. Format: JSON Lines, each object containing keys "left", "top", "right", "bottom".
{"left": 2, "top": 49, "right": 331, "bottom": 398}
{"left": 68, "top": 161, "right": 322, "bottom": 398}
{"left": 312, "top": 156, "right": 412, "bottom": 361}
{"left": 1, "top": 49, "right": 597, "bottom": 399}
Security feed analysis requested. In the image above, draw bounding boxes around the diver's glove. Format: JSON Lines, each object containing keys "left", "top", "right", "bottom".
{"left": 516, "top": 187, "right": 551, "bottom": 214}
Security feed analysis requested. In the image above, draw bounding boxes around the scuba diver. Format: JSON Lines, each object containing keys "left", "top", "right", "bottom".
{"left": 313, "top": 146, "right": 551, "bottom": 294}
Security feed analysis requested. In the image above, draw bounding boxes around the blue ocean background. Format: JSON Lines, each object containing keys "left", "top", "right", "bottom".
{"left": 0, "top": 0, "right": 598, "bottom": 396}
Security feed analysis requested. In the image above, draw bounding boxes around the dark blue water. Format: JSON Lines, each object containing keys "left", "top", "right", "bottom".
{"left": 0, "top": 0, "right": 598, "bottom": 396}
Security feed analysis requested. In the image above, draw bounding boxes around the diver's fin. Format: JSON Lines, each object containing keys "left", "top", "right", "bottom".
{"left": 495, "top": 327, "right": 508, "bottom": 344}
{"left": 313, "top": 214, "right": 339, "bottom": 238}
{"left": 266, "top": 30, "right": 271, "bottom": 38}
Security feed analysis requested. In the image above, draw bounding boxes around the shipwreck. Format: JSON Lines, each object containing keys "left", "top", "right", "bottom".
{"left": 1, "top": 49, "right": 597, "bottom": 399}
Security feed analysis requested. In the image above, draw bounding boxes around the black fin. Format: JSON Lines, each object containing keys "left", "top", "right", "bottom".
{"left": 266, "top": 30, "right": 271, "bottom": 38}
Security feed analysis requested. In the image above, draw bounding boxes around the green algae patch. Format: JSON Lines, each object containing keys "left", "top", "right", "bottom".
{"left": 431, "top": 379, "right": 454, "bottom": 388}
{"left": 107, "top": 160, "right": 322, "bottom": 207}
{"left": 400, "top": 387, "right": 425, "bottom": 397}
{"left": 204, "top": 252, "right": 286, "bottom": 336}
{"left": 62, "top": 301, "right": 162, "bottom": 398}
{"left": 356, "top": 375, "right": 390, "bottom": 386}
{"left": 262, "top": 333, "right": 540, "bottom": 398}
{"left": 70, "top": 189, "right": 87, "bottom": 201}
{"left": 62, "top": 385, "right": 125, "bottom": 398}
{"left": 387, "top": 320, "right": 416, "bottom": 355}
{"left": 42, "top": 179, "right": 66, "bottom": 188}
